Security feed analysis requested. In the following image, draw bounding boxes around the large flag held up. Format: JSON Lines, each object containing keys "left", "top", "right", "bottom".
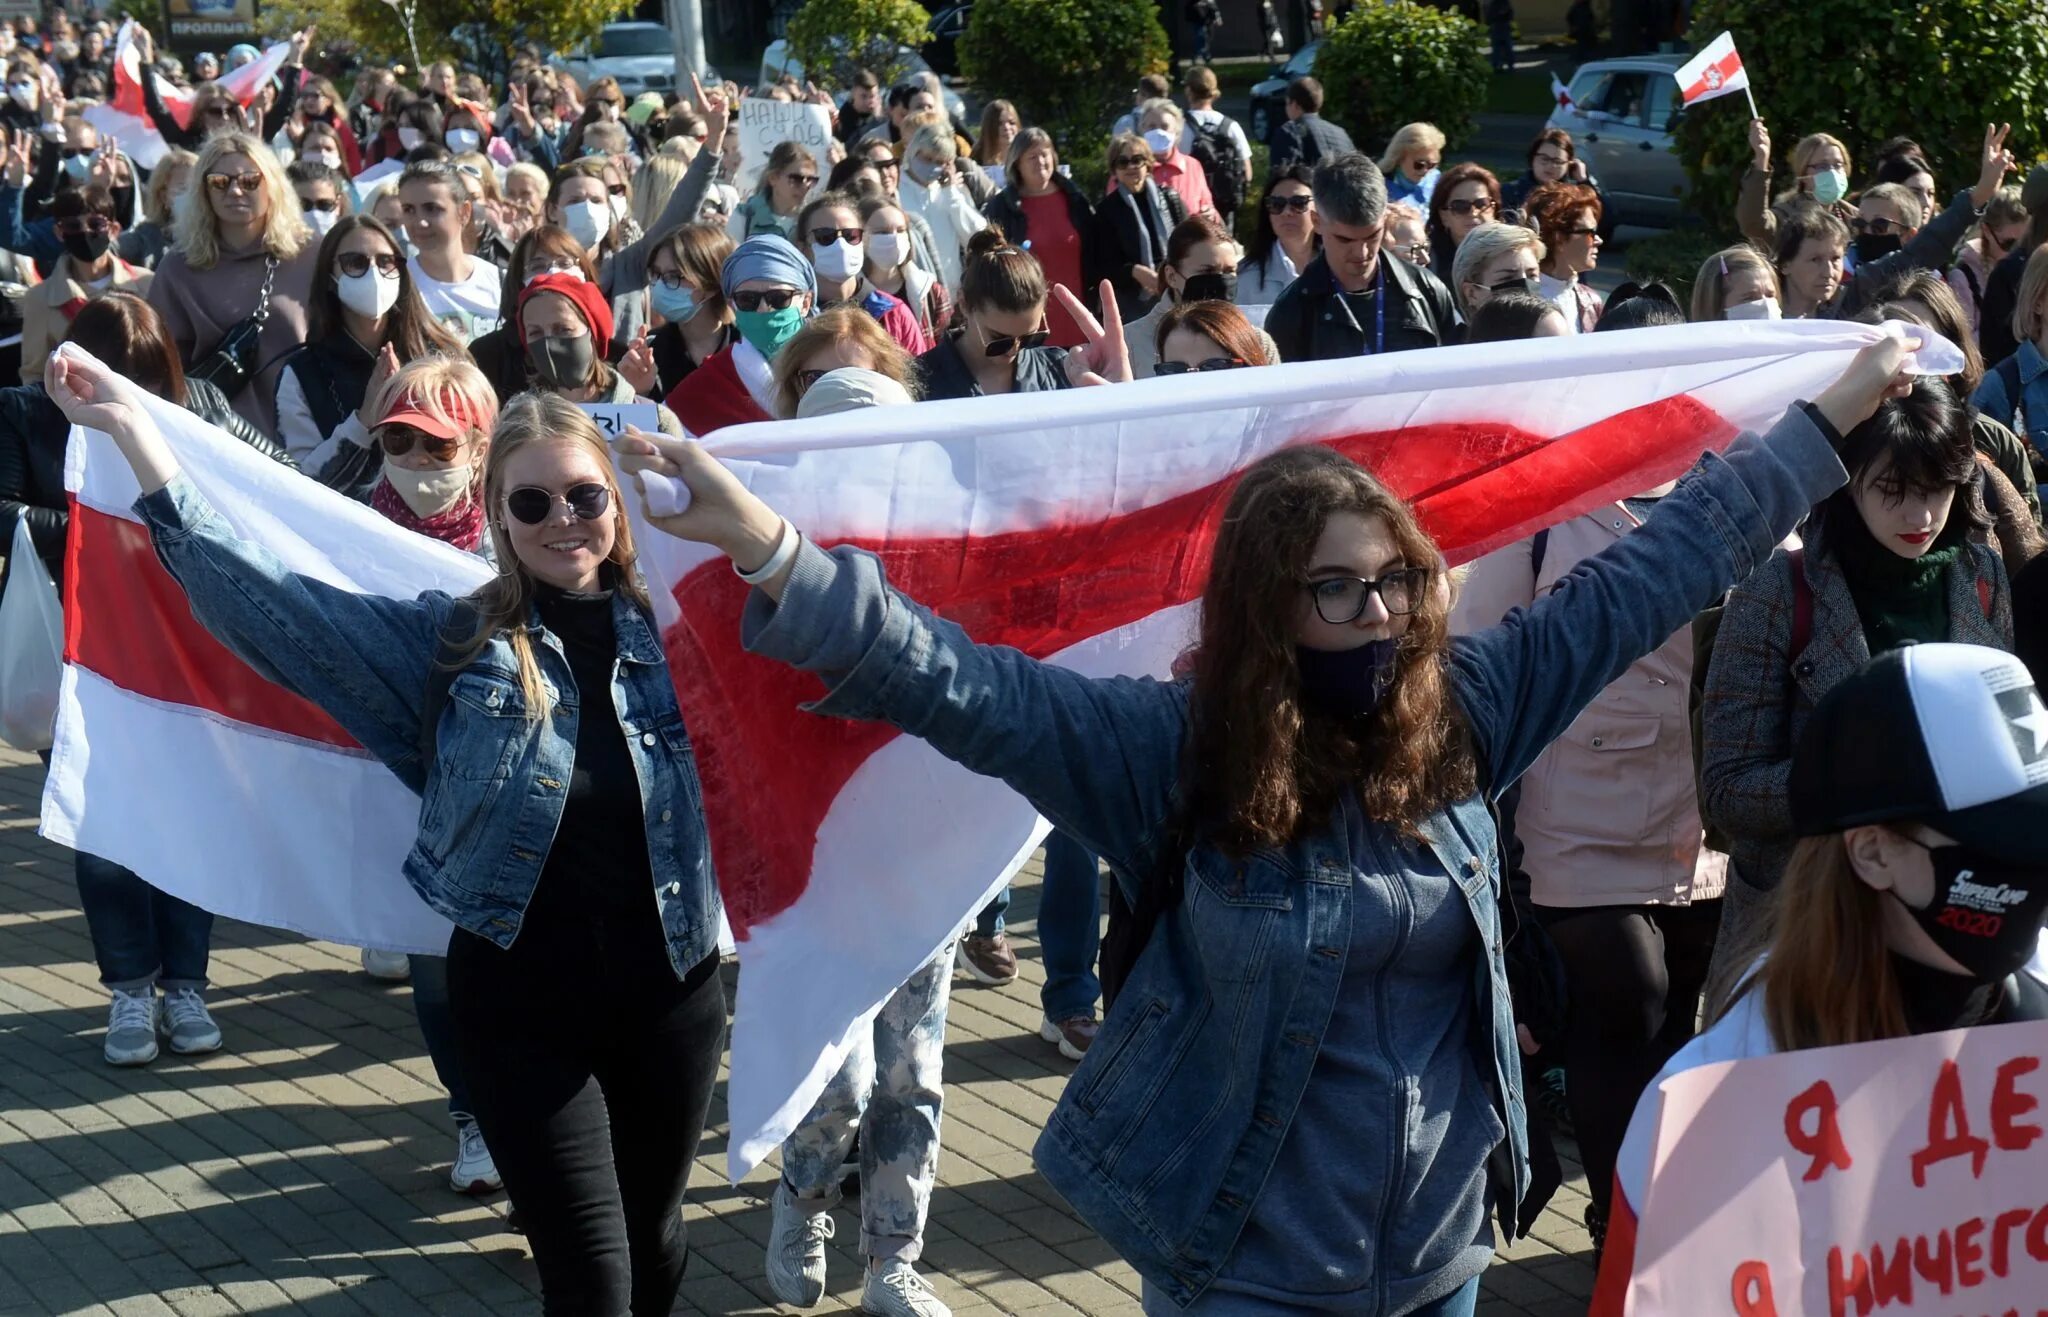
{"left": 43, "top": 320, "right": 1948, "bottom": 1178}
{"left": 83, "top": 21, "right": 291, "bottom": 169}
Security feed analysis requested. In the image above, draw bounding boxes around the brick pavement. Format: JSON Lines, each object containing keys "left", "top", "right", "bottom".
{"left": 0, "top": 748, "right": 1600, "bottom": 1316}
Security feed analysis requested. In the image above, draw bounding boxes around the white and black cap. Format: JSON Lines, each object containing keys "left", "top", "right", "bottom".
{"left": 1790, "top": 643, "right": 2048, "bottom": 862}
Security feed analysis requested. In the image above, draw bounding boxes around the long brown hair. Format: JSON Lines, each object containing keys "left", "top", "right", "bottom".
{"left": 1183, "top": 447, "right": 1474, "bottom": 850}
{"left": 65, "top": 291, "right": 188, "bottom": 407}
{"left": 307, "top": 215, "right": 465, "bottom": 359}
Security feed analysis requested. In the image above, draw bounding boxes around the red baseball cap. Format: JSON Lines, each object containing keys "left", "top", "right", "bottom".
{"left": 377, "top": 384, "right": 482, "bottom": 440}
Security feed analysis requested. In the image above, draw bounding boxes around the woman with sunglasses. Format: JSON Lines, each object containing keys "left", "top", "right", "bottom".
{"left": 518, "top": 271, "right": 685, "bottom": 438}
{"left": 1381, "top": 121, "right": 1446, "bottom": 208}
{"left": 982, "top": 127, "right": 1101, "bottom": 348}
{"left": 1946, "top": 184, "right": 2027, "bottom": 334}
{"left": 276, "top": 214, "right": 464, "bottom": 483}
{"left": 1098, "top": 132, "right": 1186, "bottom": 322}
{"left": 1523, "top": 181, "right": 1604, "bottom": 334}
{"left": 1425, "top": 163, "right": 1502, "bottom": 284}
{"left": 1239, "top": 164, "right": 1317, "bottom": 305}
{"left": 284, "top": 69, "right": 363, "bottom": 174}
{"left": 47, "top": 337, "right": 730, "bottom": 1317}
{"left": 1153, "top": 298, "right": 1272, "bottom": 375}
{"left": 1120, "top": 212, "right": 1253, "bottom": 379}
{"left": 916, "top": 229, "right": 1072, "bottom": 400}
{"left": 732, "top": 141, "right": 817, "bottom": 244}
{"left": 147, "top": 131, "right": 320, "bottom": 438}
{"left": 1448, "top": 220, "right": 1544, "bottom": 324}
{"left": 797, "top": 189, "right": 930, "bottom": 356}
{"left": 666, "top": 233, "right": 816, "bottom": 432}
{"left": 645, "top": 221, "right": 738, "bottom": 402}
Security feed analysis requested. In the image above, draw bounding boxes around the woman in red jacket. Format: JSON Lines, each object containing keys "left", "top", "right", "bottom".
{"left": 665, "top": 233, "right": 813, "bottom": 434}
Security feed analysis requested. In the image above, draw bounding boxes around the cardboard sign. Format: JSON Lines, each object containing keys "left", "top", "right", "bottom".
{"left": 1629, "top": 1018, "right": 2048, "bottom": 1315}
{"left": 735, "top": 99, "right": 833, "bottom": 195}
{"left": 579, "top": 402, "right": 661, "bottom": 440}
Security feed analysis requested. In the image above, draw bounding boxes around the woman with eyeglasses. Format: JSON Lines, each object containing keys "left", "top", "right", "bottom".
{"left": 1524, "top": 181, "right": 1604, "bottom": 334}
{"left": 147, "top": 131, "right": 320, "bottom": 438}
{"left": 1381, "top": 121, "right": 1446, "bottom": 209}
{"left": 1738, "top": 124, "right": 1854, "bottom": 254}
{"left": 644, "top": 221, "right": 738, "bottom": 402}
{"left": 732, "top": 140, "right": 817, "bottom": 244}
{"left": 1425, "top": 163, "right": 1502, "bottom": 283}
{"left": 768, "top": 303, "right": 920, "bottom": 418}
{"left": 1500, "top": 128, "right": 1599, "bottom": 220}
{"left": 1098, "top": 132, "right": 1186, "bottom": 323}
{"left": 1239, "top": 164, "right": 1317, "bottom": 305}
{"left": 1946, "top": 184, "right": 2027, "bottom": 335}
{"left": 468, "top": 224, "right": 617, "bottom": 402}
{"left": 1448, "top": 220, "right": 1545, "bottom": 324}
{"left": 1153, "top": 298, "right": 1272, "bottom": 374}
{"left": 862, "top": 194, "right": 952, "bottom": 348}
{"left": 276, "top": 213, "right": 464, "bottom": 483}
{"left": 983, "top": 127, "right": 1102, "bottom": 348}
{"left": 798, "top": 189, "right": 930, "bottom": 355}
{"left": 665, "top": 233, "right": 817, "bottom": 431}
{"left": 1120, "top": 212, "right": 1261, "bottom": 379}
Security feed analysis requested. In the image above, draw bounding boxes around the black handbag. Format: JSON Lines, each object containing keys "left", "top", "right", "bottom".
{"left": 187, "top": 255, "right": 277, "bottom": 398}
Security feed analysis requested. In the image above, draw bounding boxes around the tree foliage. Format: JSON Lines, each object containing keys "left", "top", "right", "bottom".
{"left": 1676, "top": 0, "right": 2048, "bottom": 235}
{"left": 785, "top": 0, "right": 932, "bottom": 91}
{"left": 959, "top": 0, "right": 1170, "bottom": 166}
{"left": 311, "top": 0, "right": 620, "bottom": 83}
{"left": 1314, "top": 1, "right": 1490, "bottom": 158}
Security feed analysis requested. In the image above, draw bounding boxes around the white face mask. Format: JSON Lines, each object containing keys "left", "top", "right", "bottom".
{"left": 383, "top": 458, "right": 472, "bottom": 517}
{"left": 445, "top": 127, "right": 480, "bottom": 155}
{"left": 1142, "top": 127, "right": 1175, "bottom": 157}
{"left": 335, "top": 266, "right": 401, "bottom": 318}
{"left": 811, "top": 237, "right": 862, "bottom": 281}
{"left": 397, "top": 125, "right": 425, "bottom": 151}
{"left": 305, "top": 207, "right": 339, "bottom": 237}
{"left": 559, "top": 198, "right": 611, "bottom": 249}
{"left": 1724, "top": 296, "right": 1781, "bottom": 321}
{"left": 308, "top": 148, "right": 341, "bottom": 169}
{"left": 7, "top": 82, "right": 34, "bottom": 108}
{"left": 868, "top": 231, "right": 910, "bottom": 269}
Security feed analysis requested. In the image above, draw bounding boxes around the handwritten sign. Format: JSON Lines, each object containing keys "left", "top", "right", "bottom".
{"left": 735, "top": 99, "right": 834, "bottom": 195}
{"left": 579, "top": 402, "right": 661, "bottom": 440}
{"left": 1628, "top": 1018, "right": 2048, "bottom": 1315}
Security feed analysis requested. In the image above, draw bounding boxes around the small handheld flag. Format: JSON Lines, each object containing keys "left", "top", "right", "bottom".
{"left": 1674, "top": 31, "right": 1756, "bottom": 118}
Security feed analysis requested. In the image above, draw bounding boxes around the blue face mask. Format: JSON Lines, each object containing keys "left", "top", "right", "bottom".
{"left": 651, "top": 280, "right": 699, "bottom": 325}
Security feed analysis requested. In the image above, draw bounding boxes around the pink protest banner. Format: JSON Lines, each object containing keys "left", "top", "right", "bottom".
{"left": 1627, "top": 1018, "right": 2048, "bottom": 1315}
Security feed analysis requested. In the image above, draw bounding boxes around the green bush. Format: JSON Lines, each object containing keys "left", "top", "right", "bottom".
{"left": 784, "top": 0, "right": 933, "bottom": 92}
{"left": 1676, "top": 0, "right": 2048, "bottom": 236}
{"left": 959, "top": 0, "right": 1170, "bottom": 166}
{"left": 1313, "top": 1, "right": 1490, "bottom": 158}
{"left": 1623, "top": 228, "right": 1727, "bottom": 305}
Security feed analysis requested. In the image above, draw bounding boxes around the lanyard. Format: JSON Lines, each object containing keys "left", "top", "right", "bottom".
{"left": 1369, "top": 259, "right": 1386, "bottom": 355}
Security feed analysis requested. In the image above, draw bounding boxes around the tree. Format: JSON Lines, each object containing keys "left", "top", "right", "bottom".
{"left": 322, "top": 0, "right": 618, "bottom": 84}
{"left": 1313, "top": 1, "right": 1491, "bottom": 157}
{"left": 1675, "top": 0, "right": 2048, "bottom": 235}
{"left": 784, "top": 0, "right": 931, "bottom": 92}
{"left": 959, "top": 0, "right": 1169, "bottom": 164}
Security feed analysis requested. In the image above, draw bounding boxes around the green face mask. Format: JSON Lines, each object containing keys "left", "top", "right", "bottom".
{"left": 735, "top": 304, "right": 805, "bottom": 359}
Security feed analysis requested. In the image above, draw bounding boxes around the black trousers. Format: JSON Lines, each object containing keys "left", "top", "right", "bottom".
{"left": 1536, "top": 898, "right": 1721, "bottom": 1219}
{"left": 449, "top": 903, "right": 725, "bottom": 1317}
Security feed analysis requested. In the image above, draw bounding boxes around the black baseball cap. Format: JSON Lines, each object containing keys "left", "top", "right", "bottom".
{"left": 1789, "top": 643, "right": 2048, "bottom": 864}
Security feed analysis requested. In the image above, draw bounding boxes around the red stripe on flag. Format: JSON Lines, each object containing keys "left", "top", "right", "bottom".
{"left": 677, "top": 395, "right": 1735, "bottom": 937}
{"left": 66, "top": 499, "right": 362, "bottom": 750}
{"left": 1684, "top": 50, "right": 1743, "bottom": 102}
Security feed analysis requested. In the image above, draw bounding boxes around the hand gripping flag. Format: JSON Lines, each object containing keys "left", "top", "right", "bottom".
{"left": 84, "top": 20, "right": 291, "bottom": 169}
{"left": 46, "top": 321, "right": 1949, "bottom": 1178}
{"left": 1675, "top": 31, "right": 1751, "bottom": 109}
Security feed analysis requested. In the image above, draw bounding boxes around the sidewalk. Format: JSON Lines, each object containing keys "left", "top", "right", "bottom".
{"left": 0, "top": 748, "right": 1600, "bottom": 1315}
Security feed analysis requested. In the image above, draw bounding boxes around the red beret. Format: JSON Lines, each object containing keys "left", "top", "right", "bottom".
{"left": 516, "top": 272, "right": 614, "bottom": 359}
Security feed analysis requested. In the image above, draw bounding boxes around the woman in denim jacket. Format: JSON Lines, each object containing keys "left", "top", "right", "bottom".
{"left": 618, "top": 339, "right": 1915, "bottom": 1315}
{"left": 49, "top": 355, "right": 726, "bottom": 1317}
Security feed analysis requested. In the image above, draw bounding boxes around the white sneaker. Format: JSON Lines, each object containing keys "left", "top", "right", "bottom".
{"left": 450, "top": 1119, "right": 502, "bottom": 1194}
{"left": 765, "top": 1179, "right": 835, "bottom": 1307}
{"left": 160, "top": 987, "right": 222, "bottom": 1055}
{"left": 103, "top": 988, "right": 160, "bottom": 1067}
{"left": 360, "top": 948, "right": 411, "bottom": 981}
{"left": 862, "top": 1257, "right": 950, "bottom": 1317}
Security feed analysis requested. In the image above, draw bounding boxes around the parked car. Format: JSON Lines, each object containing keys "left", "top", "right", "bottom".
{"left": 550, "top": 22, "right": 689, "bottom": 98}
{"left": 756, "top": 40, "right": 969, "bottom": 123}
{"left": 1546, "top": 54, "right": 1690, "bottom": 226}
{"left": 924, "top": 2, "right": 972, "bottom": 78}
{"left": 1247, "top": 40, "right": 1321, "bottom": 148}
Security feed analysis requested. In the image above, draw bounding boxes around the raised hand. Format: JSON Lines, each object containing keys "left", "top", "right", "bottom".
{"left": 616, "top": 428, "right": 788, "bottom": 578}
{"left": 507, "top": 81, "right": 536, "bottom": 133}
{"left": 288, "top": 25, "right": 316, "bottom": 67}
{"left": 1814, "top": 330, "right": 1919, "bottom": 439}
{"left": 690, "top": 71, "right": 729, "bottom": 148}
{"left": 1973, "top": 122, "right": 2016, "bottom": 207}
{"left": 1057, "top": 280, "right": 1133, "bottom": 387}
{"left": 132, "top": 27, "right": 154, "bottom": 66}
{"left": 1748, "top": 118, "right": 1770, "bottom": 174}
{"left": 5, "top": 136, "right": 31, "bottom": 188}
{"left": 356, "top": 343, "right": 402, "bottom": 425}
{"left": 619, "top": 326, "right": 657, "bottom": 396}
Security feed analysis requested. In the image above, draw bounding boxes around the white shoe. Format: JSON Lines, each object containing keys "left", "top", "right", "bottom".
{"left": 161, "top": 987, "right": 223, "bottom": 1055}
{"left": 765, "top": 1179, "right": 835, "bottom": 1307}
{"left": 360, "top": 948, "right": 411, "bottom": 981}
{"left": 862, "top": 1257, "right": 950, "bottom": 1317}
{"left": 450, "top": 1119, "right": 502, "bottom": 1194}
{"left": 103, "top": 988, "right": 160, "bottom": 1067}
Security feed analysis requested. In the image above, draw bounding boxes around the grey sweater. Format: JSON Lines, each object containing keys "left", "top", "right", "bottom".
{"left": 148, "top": 238, "right": 320, "bottom": 441}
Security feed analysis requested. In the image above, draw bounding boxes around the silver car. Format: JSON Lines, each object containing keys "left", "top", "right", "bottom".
{"left": 1547, "top": 54, "right": 1690, "bottom": 225}
{"left": 551, "top": 22, "right": 684, "bottom": 98}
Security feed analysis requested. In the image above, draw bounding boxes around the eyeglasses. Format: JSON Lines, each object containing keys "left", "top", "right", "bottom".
{"left": 1113, "top": 155, "right": 1149, "bottom": 170}
{"left": 1852, "top": 217, "right": 1905, "bottom": 235}
{"left": 1561, "top": 225, "right": 1600, "bottom": 237}
{"left": 785, "top": 172, "right": 819, "bottom": 189}
{"left": 973, "top": 321, "right": 1049, "bottom": 357}
{"left": 504, "top": 482, "right": 611, "bottom": 525}
{"left": 378, "top": 422, "right": 463, "bottom": 461}
{"left": 201, "top": 105, "right": 236, "bottom": 121}
{"left": 608, "top": 182, "right": 629, "bottom": 197}
{"left": 1485, "top": 274, "right": 1536, "bottom": 293}
{"left": 1409, "top": 157, "right": 1440, "bottom": 173}
{"left": 865, "top": 155, "right": 899, "bottom": 171}
{"left": 206, "top": 171, "right": 263, "bottom": 194}
{"left": 808, "top": 225, "right": 862, "bottom": 246}
{"left": 55, "top": 214, "right": 111, "bottom": 235}
{"left": 794, "top": 368, "right": 827, "bottom": 396}
{"left": 1533, "top": 151, "right": 1570, "bottom": 168}
{"left": 1265, "top": 193, "right": 1312, "bottom": 215}
{"left": 1443, "top": 198, "right": 1495, "bottom": 218}
{"left": 301, "top": 197, "right": 339, "bottom": 213}
{"left": 336, "top": 250, "right": 401, "bottom": 277}
{"left": 1306, "top": 568, "right": 1431, "bottom": 624}
{"left": 732, "top": 287, "right": 801, "bottom": 312}
{"left": 652, "top": 269, "right": 691, "bottom": 289}
{"left": 1398, "top": 241, "right": 1431, "bottom": 263}
{"left": 1153, "top": 356, "right": 1246, "bottom": 375}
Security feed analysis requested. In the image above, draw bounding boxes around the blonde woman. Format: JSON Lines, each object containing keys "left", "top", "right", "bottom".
{"left": 147, "top": 132, "right": 318, "bottom": 437}
{"left": 1381, "top": 121, "right": 1446, "bottom": 208}
{"left": 767, "top": 304, "right": 919, "bottom": 418}
{"left": 119, "top": 146, "right": 194, "bottom": 271}
{"left": 631, "top": 150, "right": 690, "bottom": 239}
{"left": 1739, "top": 124, "right": 1856, "bottom": 251}
{"left": 1448, "top": 220, "right": 1544, "bottom": 320}
{"left": 898, "top": 117, "right": 986, "bottom": 292}
{"left": 1690, "top": 244, "right": 1782, "bottom": 322}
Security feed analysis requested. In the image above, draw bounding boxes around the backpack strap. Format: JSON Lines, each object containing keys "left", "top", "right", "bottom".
{"left": 412, "top": 598, "right": 480, "bottom": 791}
{"left": 1788, "top": 546, "right": 1813, "bottom": 661}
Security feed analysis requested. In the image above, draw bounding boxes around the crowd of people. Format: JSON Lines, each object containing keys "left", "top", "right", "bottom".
{"left": 4, "top": 10, "right": 2048, "bottom": 1317}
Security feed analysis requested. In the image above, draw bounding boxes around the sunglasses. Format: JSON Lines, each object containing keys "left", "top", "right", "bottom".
{"left": 1153, "top": 356, "right": 1246, "bottom": 375}
{"left": 1409, "top": 157, "right": 1440, "bottom": 173}
{"left": 1265, "top": 193, "right": 1312, "bottom": 214}
{"left": 336, "top": 250, "right": 401, "bottom": 277}
{"left": 1113, "top": 155, "right": 1149, "bottom": 169}
{"left": 808, "top": 225, "right": 862, "bottom": 246}
{"left": 301, "top": 197, "right": 339, "bottom": 213}
{"left": 732, "top": 288, "right": 801, "bottom": 312}
{"left": 201, "top": 105, "right": 237, "bottom": 121}
{"left": 1852, "top": 217, "right": 1904, "bottom": 235}
{"left": 866, "top": 156, "right": 899, "bottom": 171}
{"left": 378, "top": 422, "right": 462, "bottom": 461}
{"left": 975, "top": 323, "right": 1049, "bottom": 357}
{"left": 785, "top": 173, "right": 819, "bottom": 189}
{"left": 608, "top": 183, "right": 628, "bottom": 197}
{"left": 504, "top": 482, "right": 611, "bottom": 525}
{"left": 55, "top": 215, "right": 112, "bottom": 235}
{"left": 206, "top": 171, "right": 263, "bottom": 194}
{"left": 1444, "top": 198, "right": 1495, "bottom": 218}
{"left": 794, "top": 368, "right": 827, "bottom": 396}
{"left": 1560, "top": 225, "right": 1600, "bottom": 237}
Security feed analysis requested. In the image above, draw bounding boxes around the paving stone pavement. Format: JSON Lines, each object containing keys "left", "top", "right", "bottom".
{"left": 0, "top": 749, "right": 1601, "bottom": 1316}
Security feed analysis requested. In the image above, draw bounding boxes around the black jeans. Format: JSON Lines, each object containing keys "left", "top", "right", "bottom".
{"left": 1537, "top": 899, "right": 1721, "bottom": 1219}
{"left": 449, "top": 902, "right": 725, "bottom": 1317}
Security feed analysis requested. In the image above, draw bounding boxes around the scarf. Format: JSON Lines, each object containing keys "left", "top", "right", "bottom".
{"left": 1117, "top": 182, "right": 1170, "bottom": 271}
{"left": 1830, "top": 503, "right": 1967, "bottom": 653}
{"left": 370, "top": 476, "right": 486, "bottom": 553}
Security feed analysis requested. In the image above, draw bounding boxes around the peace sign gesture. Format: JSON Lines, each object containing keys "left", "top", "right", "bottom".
{"left": 619, "top": 325, "right": 658, "bottom": 397}
{"left": 690, "top": 71, "right": 729, "bottom": 149}
{"left": 1056, "top": 280, "right": 1133, "bottom": 388}
{"left": 1973, "top": 122, "right": 2016, "bottom": 208}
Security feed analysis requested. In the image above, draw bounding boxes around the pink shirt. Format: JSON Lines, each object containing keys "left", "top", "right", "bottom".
{"left": 1109, "top": 149, "right": 1216, "bottom": 219}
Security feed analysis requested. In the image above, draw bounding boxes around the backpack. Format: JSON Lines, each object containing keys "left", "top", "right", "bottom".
{"left": 1186, "top": 113, "right": 1248, "bottom": 233}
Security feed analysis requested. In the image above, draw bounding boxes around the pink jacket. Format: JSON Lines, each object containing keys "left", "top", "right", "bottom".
{"left": 1449, "top": 504, "right": 1728, "bottom": 908}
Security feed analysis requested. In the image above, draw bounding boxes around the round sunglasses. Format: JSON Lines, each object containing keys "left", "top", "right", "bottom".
{"left": 336, "top": 250, "right": 401, "bottom": 277}
{"left": 1153, "top": 356, "right": 1246, "bottom": 375}
{"left": 504, "top": 482, "right": 611, "bottom": 526}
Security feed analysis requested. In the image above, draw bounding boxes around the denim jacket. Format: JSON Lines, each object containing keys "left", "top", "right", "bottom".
{"left": 1973, "top": 338, "right": 2048, "bottom": 462}
{"left": 135, "top": 476, "right": 722, "bottom": 977}
{"left": 742, "top": 407, "right": 1848, "bottom": 1306}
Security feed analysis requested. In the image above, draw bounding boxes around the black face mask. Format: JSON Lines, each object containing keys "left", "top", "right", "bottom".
{"left": 1180, "top": 270, "right": 1238, "bottom": 304}
{"left": 1898, "top": 841, "right": 2048, "bottom": 983}
{"left": 529, "top": 333, "right": 596, "bottom": 389}
{"left": 62, "top": 229, "right": 110, "bottom": 264}
{"left": 111, "top": 185, "right": 134, "bottom": 218}
{"left": 1855, "top": 232, "right": 1903, "bottom": 264}
{"left": 1295, "top": 638, "right": 1400, "bottom": 720}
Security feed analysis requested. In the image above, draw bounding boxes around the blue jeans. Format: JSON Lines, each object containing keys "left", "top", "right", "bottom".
{"left": 973, "top": 831, "right": 1102, "bottom": 1020}
{"left": 408, "top": 950, "right": 474, "bottom": 1121}
{"left": 74, "top": 851, "right": 213, "bottom": 993}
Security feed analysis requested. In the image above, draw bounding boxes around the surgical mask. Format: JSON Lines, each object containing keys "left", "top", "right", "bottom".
{"left": 1295, "top": 638, "right": 1401, "bottom": 720}
{"left": 905, "top": 157, "right": 938, "bottom": 185}
{"left": 62, "top": 229, "right": 110, "bottom": 264}
{"left": 6, "top": 82, "right": 33, "bottom": 108}
{"left": 397, "top": 125, "right": 425, "bottom": 151}
{"left": 811, "top": 237, "right": 862, "bottom": 281}
{"left": 1855, "top": 232, "right": 1902, "bottom": 264}
{"left": 1897, "top": 842, "right": 2048, "bottom": 983}
{"left": 529, "top": 332, "right": 596, "bottom": 388}
{"left": 1724, "top": 296, "right": 1781, "bottom": 321}
{"left": 1142, "top": 127, "right": 1175, "bottom": 156}
{"left": 307, "top": 148, "right": 341, "bottom": 169}
{"left": 334, "top": 267, "right": 401, "bottom": 318}
{"left": 651, "top": 280, "right": 699, "bottom": 324}
{"left": 559, "top": 198, "right": 611, "bottom": 250}
{"left": 1810, "top": 167, "right": 1849, "bottom": 206}
{"left": 383, "top": 459, "right": 472, "bottom": 517}
{"left": 445, "top": 127, "right": 480, "bottom": 154}
{"left": 734, "top": 304, "right": 804, "bottom": 360}
{"left": 609, "top": 193, "right": 631, "bottom": 225}
{"left": 305, "top": 207, "right": 338, "bottom": 237}
{"left": 869, "top": 231, "right": 910, "bottom": 268}
{"left": 1180, "top": 270, "right": 1237, "bottom": 303}
{"left": 60, "top": 151, "right": 88, "bottom": 181}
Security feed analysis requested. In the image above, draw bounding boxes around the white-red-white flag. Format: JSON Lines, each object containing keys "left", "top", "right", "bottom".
{"left": 83, "top": 20, "right": 291, "bottom": 169}
{"left": 45, "top": 322, "right": 1948, "bottom": 1177}
{"left": 1675, "top": 31, "right": 1750, "bottom": 107}
{"left": 1551, "top": 71, "right": 1573, "bottom": 109}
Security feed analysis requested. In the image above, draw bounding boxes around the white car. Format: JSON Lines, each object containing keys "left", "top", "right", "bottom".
{"left": 757, "top": 38, "right": 968, "bottom": 123}
{"left": 551, "top": 22, "right": 688, "bottom": 98}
